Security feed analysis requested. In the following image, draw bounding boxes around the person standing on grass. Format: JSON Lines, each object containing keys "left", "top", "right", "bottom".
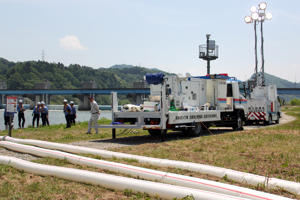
{"left": 4, "top": 108, "right": 14, "bottom": 130}
{"left": 40, "top": 101, "right": 49, "bottom": 126}
{"left": 17, "top": 100, "right": 25, "bottom": 129}
{"left": 32, "top": 102, "right": 41, "bottom": 127}
{"left": 86, "top": 96, "right": 100, "bottom": 134}
{"left": 63, "top": 99, "right": 71, "bottom": 128}
{"left": 70, "top": 101, "right": 76, "bottom": 125}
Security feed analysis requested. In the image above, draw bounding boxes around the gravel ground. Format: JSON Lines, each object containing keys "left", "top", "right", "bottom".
{"left": 0, "top": 112, "right": 296, "bottom": 161}
{"left": 0, "top": 148, "right": 39, "bottom": 161}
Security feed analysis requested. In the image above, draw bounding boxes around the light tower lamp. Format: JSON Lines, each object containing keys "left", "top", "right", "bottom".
{"left": 244, "top": 2, "right": 273, "bottom": 86}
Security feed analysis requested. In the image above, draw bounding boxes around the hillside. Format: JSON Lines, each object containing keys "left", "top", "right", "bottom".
{"left": 0, "top": 58, "right": 164, "bottom": 90}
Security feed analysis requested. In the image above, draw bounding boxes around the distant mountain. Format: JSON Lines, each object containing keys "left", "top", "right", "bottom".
{"left": 109, "top": 64, "right": 161, "bottom": 73}
{"left": 104, "top": 65, "right": 164, "bottom": 86}
{"left": 0, "top": 59, "right": 167, "bottom": 90}
{"left": 248, "top": 73, "right": 300, "bottom": 88}
{"left": 109, "top": 64, "right": 136, "bottom": 69}
{"left": 263, "top": 73, "right": 299, "bottom": 88}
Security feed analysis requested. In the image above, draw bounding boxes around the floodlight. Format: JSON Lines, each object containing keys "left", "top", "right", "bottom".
{"left": 259, "top": 2, "right": 267, "bottom": 10}
{"left": 251, "top": 12, "right": 259, "bottom": 20}
{"left": 244, "top": 16, "right": 252, "bottom": 23}
{"left": 250, "top": 6, "right": 257, "bottom": 13}
{"left": 266, "top": 12, "right": 273, "bottom": 20}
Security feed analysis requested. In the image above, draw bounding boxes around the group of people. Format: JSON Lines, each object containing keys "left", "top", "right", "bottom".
{"left": 4, "top": 96, "right": 100, "bottom": 134}
{"left": 3, "top": 100, "right": 49, "bottom": 130}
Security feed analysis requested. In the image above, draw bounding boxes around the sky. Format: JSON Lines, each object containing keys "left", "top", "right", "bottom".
{"left": 0, "top": 0, "right": 299, "bottom": 83}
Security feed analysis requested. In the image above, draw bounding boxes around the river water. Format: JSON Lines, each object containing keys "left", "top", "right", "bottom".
{"left": 0, "top": 110, "right": 112, "bottom": 130}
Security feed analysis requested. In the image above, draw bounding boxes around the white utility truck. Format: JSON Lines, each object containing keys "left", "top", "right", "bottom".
{"left": 245, "top": 84, "right": 282, "bottom": 125}
{"left": 98, "top": 73, "right": 252, "bottom": 142}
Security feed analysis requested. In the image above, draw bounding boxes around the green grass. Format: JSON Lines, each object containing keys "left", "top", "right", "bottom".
{"left": 0, "top": 118, "right": 151, "bottom": 143}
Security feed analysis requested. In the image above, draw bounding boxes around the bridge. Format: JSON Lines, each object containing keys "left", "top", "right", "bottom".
{"left": 0, "top": 88, "right": 299, "bottom": 95}
{"left": 277, "top": 88, "right": 300, "bottom": 95}
{"left": 0, "top": 88, "right": 150, "bottom": 95}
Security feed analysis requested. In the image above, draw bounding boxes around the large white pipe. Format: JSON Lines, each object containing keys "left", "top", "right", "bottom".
{"left": 0, "top": 141, "right": 289, "bottom": 200}
{"left": 1, "top": 136, "right": 300, "bottom": 195}
{"left": 0, "top": 156, "right": 252, "bottom": 200}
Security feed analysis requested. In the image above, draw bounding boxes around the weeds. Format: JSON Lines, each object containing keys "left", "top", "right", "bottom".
{"left": 0, "top": 163, "right": 10, "bottom": 177}
{"left": 123, "top": 158, "right": 139, "bottom": 163}
{"left": 222, "top": 174, "right": 228, "bottom": 181}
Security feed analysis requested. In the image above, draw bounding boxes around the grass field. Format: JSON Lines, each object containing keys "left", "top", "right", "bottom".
{"left": 0, "top": 106, "right": 300, "bottom": 199}
{"left": 0, "top": 118, "right": 150, "bottom": 143}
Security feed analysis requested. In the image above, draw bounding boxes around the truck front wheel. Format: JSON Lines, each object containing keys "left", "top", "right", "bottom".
{"left": 232, "top": 114, "right": 244, "bottom": 131}
{"left": 189, "top": 122, "right": 203, "bottom": 137}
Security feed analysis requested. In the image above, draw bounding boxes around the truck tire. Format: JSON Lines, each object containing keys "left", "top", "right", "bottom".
{"left": 148, "top": 129, "right": 166, "bottom": 136}
{"left": 189, "top": 122, "right": 203, "bottom": 137}
{"left": 264, "top": 114, "right": 272, "bottom": 125}
{"left": 275, "top": 113, "right": 280, "bottom": 124}
{"left": 232, "top": 114, "right": 244, "bottom": 131}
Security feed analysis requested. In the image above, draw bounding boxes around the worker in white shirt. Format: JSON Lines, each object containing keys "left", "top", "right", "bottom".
{"left": 86, "top": 96, "right": 100, "bottom": 134}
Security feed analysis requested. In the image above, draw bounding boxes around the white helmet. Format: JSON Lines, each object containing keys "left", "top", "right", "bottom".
{"left": 63, "top": 99, "right": 67, "bottom": 103}
{"left": 19, "top": 100, "right": 23, "bottom": 103}
{"left": 37, "top": 102, "right": 41, "bottom": 105}
{"left": 41, "top": 101, "right": 45, "bottom": 105}
{"left": 70, "top": 101, "right": 74, "bottom": 105}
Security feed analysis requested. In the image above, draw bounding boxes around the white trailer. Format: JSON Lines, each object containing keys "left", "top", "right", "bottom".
{"left": 97, "top": 73, "right": 248, "bottom": 142}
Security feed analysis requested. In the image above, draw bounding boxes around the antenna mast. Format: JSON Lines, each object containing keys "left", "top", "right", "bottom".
{"left": 199, "top": 34, "right": 219, "bottom": 75}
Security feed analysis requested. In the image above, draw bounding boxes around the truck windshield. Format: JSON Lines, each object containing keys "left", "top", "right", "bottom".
{"left": 239, "top": 82, "right": 246, "bottom": 98}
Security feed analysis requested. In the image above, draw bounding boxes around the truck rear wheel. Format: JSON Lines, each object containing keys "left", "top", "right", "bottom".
{"left": 275, "top": 113, "right": 280, "bottom": 124}
{"left": 148, "top": 129, "right": 166, "bottom": 136}
{"left": 264, "top": 114, "right": 272, "bottom": 125}
{"left": 232, "top": 114, "right": 244, "bottom": 131}
{"left": 189, "top": 122, "right": 203, "bottom": 137}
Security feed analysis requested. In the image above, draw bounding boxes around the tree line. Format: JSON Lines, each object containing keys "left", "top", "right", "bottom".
{"left": 0, "top": 58, "right": 162, "bottom": 90}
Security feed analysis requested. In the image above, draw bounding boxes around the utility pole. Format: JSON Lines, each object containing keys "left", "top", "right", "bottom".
{"left": 42, "top": 50, "right": 45, "bottom": 61}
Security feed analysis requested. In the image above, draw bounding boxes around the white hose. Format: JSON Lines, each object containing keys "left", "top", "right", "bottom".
{"left": 0, "top": 156, "right": 251, "bottom": 200}
{"left": 0, "top": 141, "right": 289, "bottom": 200}
{"left": 1, "top": 136, "right": 299, "bottom": 195}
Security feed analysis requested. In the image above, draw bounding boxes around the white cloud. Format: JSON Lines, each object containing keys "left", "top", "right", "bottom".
{"left": 59, "top": 35, "right": 87, "bottom": 50}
